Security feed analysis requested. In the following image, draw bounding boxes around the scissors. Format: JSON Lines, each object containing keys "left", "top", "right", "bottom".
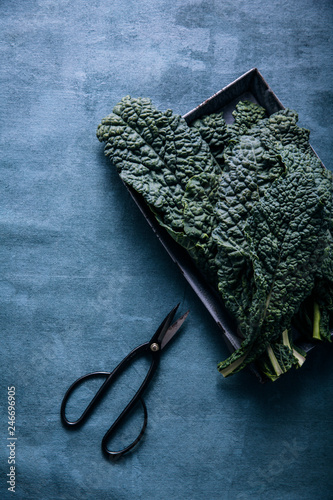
{"left": 61, "top": 303, "right": 189, "bottom": 459}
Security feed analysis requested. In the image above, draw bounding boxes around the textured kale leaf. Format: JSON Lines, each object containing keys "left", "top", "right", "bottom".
{"left": 251, "top": 108, "right": 312, "bottom": 153}
{"left": 190, "top": 112, "right": 229, "bottom": 165}
{"left": 182, "top": 172, "right": 221, "bottom": 282}
{"left": 208, "top": 105, "right": 333, "bottom": 379}
{"left": 217, "top": 164, "right": 331, "bottom": 376}
{"left": 228, "top": 100, "right": 267, "bottom": 138}
{"left": 191, "top": 100, "right": 266, "bottom": 164}
{"left": 212, "top": 135, "right": 285, "bottom": 332}
{"left": 96, "top": 96, "right": 222, "bottom": 280}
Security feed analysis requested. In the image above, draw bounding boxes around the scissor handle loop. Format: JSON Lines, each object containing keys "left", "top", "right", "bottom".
{"left": 61, "top": 371, "right": 112, "bottom": 426}
{"left": 102, "top": 397, "right": 148, "bottom": 460}
{"left": 101, "top": 350, "right": 159, "bottom": 459}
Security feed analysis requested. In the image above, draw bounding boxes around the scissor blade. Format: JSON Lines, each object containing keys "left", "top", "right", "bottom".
{"left": 160, "top": 309, "right": 189, "bottom": 350}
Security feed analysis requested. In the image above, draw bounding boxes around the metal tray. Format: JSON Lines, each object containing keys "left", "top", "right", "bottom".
{"left": 124, "top": 68, "right": 331, "bottom": 381}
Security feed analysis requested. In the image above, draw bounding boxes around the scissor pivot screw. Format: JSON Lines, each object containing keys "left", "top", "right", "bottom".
{"left": 150, "top": 343, "right": 160, "bottom": 352}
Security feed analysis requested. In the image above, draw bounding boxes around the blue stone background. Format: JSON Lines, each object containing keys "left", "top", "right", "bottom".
{"left": 1, "top": 1, "right": 333, "bottom": 499}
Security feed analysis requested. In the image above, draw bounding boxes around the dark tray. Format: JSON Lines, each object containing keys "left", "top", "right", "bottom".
{"left": 125, "top": 68, "right": 331, "bottom": 381}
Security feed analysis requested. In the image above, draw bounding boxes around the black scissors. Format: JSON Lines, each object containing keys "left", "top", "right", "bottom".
{"left": 61, "top": 303, "right": 189, "bottom": 459}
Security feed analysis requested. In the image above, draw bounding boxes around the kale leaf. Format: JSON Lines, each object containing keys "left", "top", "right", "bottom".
{"left": 96, "top": 95, "right": 222, "bottom": 281}
{"left": 190, "top": 112, "right": 229, "bottom": 165}
{"left": 227, "top": 100, "right": 267, "bottom": 139}
{"left": 212, "top": 135, "right": 285, "bottom": 332}
{"left": 217, "top": 163, "right": 332, "bottom": 377}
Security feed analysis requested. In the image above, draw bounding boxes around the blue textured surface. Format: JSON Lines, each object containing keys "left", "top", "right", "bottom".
{"left": 1, "top": 1, "right": 333, "bottom": 499}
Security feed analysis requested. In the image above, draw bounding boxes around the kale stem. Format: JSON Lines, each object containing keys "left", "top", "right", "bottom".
{"left": 282, "top": 329, "right": 306, "bottom": 366}
{"left": 219, "top": 353, "right": 249, "bottom": 377}
{"left": 266, "top": 345, "right": 283, "bottom": 377}
{"left": 292, "top": 348, "right": 306, "bottom": 367}
{"left": 282, "top": 329, "right": 291, "bottom": 348}
{"left": 313, "top": 302, "right": 321, "bottom": 340}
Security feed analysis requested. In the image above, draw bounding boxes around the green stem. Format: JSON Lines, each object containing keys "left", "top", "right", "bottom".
{"left": 282, "top": 329, "right": 291, "bottom": 349}
{"left": 219, "top": 353, "right": 249, "bottom": 377}
{"left": 292, "top": 348, "right": 306, "bottom": 367}
{"left": 282, "top": 329, "right": 306, "bottom": 367}
{"left": 266, "top": 345, "right": 283, "bottom": 377}
{"left": 313, "top": 302, "right": 321, "bottom": 340}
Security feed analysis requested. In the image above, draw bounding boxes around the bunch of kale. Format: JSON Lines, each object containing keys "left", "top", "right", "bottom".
{"left": 97, "top": 96, "right": 333, "bottom": 381}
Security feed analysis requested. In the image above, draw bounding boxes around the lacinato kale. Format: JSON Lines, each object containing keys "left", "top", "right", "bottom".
{"left": 191, "top": 111, "right": 229, "bottom": 165}
{"left": 212, "top": 108, "right": 333, "bottom": 379}
{"left": 227, "top": 100, "right": 267, "bottom": 139}
{"left": 97, "top": 96, "right": 333, "bottom": 381}
{"left": 96, "top": 96, "right": 222, "bottom": 282}
{"left": 212, "top": 135, "right": 285, "bottom": 332}
{"left": 217, "top": 163, "right": 331, "bottom": 377}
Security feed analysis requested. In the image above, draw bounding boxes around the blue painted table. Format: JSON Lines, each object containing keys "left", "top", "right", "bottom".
{"left": 1, "top": 1, "right": 333, "bottom": 499}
